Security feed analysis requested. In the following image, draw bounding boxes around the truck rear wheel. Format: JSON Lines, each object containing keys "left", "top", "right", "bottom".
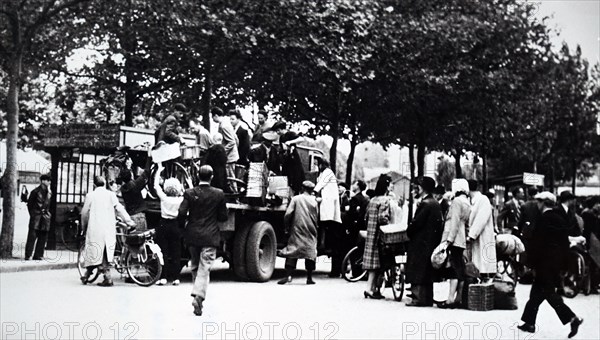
{"left": 233, "top": 223, "right": 252, "bottom": 280}
{"left": 245, "top": 221, "right": 276, "bottom": 282}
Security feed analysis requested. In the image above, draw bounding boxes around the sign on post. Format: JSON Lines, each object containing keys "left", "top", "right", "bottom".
{"left": 523, "top": 172, "right": 545, "bottom": 186}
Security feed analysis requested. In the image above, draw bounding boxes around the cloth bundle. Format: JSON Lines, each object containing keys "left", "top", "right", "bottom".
{"left": 495, "top": 234, "right": 525, "bottom": 257}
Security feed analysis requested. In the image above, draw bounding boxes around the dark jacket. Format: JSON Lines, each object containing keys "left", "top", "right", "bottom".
{"left": 27, "top": 185, "right": 51, "bottom": 231}
{"left": 348, "top": 192, "right": 369, "bottom": 231}
{"left": 582, "top": 208, "right": 600, "bottom": 245}
{"left": 179, "top": 184, "right": 228, "bottom": 248}
{"left": 154, "top": 115, "right": 181, "bottom": 144}
{"left": 205, "top": 144, "right": 228, "bottom": 192}
{"left": 530, "top": 207, "right": 576, "bottom": 286}
{"left": 248, "top": 143, "right": 281, "bottom": 174}
{"left": 439, "top": 198, "right": 450, "bottom": 222}
{"left": 498, "top": 199, "right": 522, "bottom": 234}
{"left": 406, "top": 194, "right": 443, "bottom": 284}
{"left": 120, "top": 170, "right": 149, "bottom": 215}
{"left": 518, "top": 199, "right": 541, "bottom": 240}
{"left": 235, "top": 125, "right": 251, "bottom": 166}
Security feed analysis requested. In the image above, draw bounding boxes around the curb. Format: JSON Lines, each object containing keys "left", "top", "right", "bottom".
{"left": 0, "top": 262, "right": 78, "bottom": 273}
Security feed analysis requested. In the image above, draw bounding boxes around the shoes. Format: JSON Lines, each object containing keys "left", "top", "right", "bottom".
{"left": 172, "top": 279, "right": 180, "bottom": 286}
{"left": 32, "top": 257, "right": 44, "bottom": 261}
{"left": 517, "top": 323, "right": 535, "bottom": 333}
{"left": 80, "top": 276, "right": 89, "bottom": 285}
{"left": 406, "top": 301, "right": 430, "bottom": 307}
{"left": 24, "top": 257, "right": 31, "bottom": 261}
{"left": 568, "top": 317, "right": 583, "bottom": 338}
{"left": 277, "top": 276, "right": 292, "bottom": 285}
{"left": 364, "top": 291, "right": 384, "bottom": 299}
{"left": 97, "top": 279, "right": 114, "bottom": 287}
{"left": 157, "top": 279, "right": 168, "bottom": 286}
{"left": 306, "top": 279, "right": 316, "bottom": 285}
{"left": 436, "top": 301, "right": 457, "bottom": 309}
{"left": 192, "top": 297, "right": 203, "bottom": 316}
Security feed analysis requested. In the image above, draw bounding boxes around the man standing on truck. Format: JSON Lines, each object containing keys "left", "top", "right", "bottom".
{"left": 179, "top": 165, "right": 228, "bottom": 316}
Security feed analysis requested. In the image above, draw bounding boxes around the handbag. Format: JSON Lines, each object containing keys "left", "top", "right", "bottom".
{"left": 431, "top": 242, "right": 449, "bottom": 269}
{"left": 464, "top": 246, "right": 480, "bottom": 278}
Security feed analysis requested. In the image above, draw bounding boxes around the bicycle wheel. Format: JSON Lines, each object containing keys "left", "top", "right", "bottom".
{"left": 77, "top": 244, "right": 100, "bottom": 284}
{"left": 147, "top": 162, "right": 193, "bottom": 199}
{"left": 126, "top": 245, "right": 163, "bottom": 287}
{"left": 389, "top": 265, "right": 405, "bottom": 301}
{"left": 342, "top": 246, "right": 366, "bottom": 282}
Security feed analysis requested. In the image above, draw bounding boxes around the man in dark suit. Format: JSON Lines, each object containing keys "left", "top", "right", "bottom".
{"left": 346, "top": 180, "right": 370, "bottom": 246}
{"left": 230, "top": 110, "right": 251, "bottom": 167}
{"left": 433, "top": 184, "right": 449, "bottom": 222}
{"left": 517, "top": 187, "right": 541, "bottom": 279}
{"left": 519, "top": 192, "right": 583, "bottom": 338}
{"left": 179, "top": 165, "right": 228, "bottom": 316}
{"left": 25, "top": 174, "right": 52, "bottom": 260}
{"left": 498, "top": 186, "right": 525, "bottom": 234}
{"left": 406, "top": 176, "right": 444, "bottom": 307}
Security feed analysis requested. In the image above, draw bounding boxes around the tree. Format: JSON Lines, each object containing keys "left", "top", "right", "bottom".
{"left": 1, "top": 0, "right": 93, "bottom": 257}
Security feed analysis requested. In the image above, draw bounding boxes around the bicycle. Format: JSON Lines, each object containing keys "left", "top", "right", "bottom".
{"left": 60, "top": 206, "right": 82, "bottom": 251}
{"left": 562, "top": 243, "right": 592, "bottom": 297}
{"left": 78, "top": 221, "right": 164, "bottom": 286}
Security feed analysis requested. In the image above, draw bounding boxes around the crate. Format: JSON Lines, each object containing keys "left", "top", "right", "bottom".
{"left": 246, "top": 162, "right": 269, "bottom": 198}
{"left": 180, "top": 145, "right": 205, "bottom": 160}
{"left": 468, "top": 283, "right": 495, "bottom": 311}
{"left": 268, "top": 176, "right": 290, "bottom": 199}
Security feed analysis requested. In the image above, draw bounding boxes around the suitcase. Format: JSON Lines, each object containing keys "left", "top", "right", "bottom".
{"left": 468, "top": 282, "right": 495, "bottom": 311}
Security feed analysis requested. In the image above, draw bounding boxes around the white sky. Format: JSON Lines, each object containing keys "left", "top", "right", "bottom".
{"left": 534, "top": 0, "right": 600, "bottom": 64}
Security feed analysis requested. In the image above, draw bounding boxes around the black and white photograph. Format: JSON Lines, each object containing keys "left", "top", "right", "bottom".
{"left": 1, "top": 0, "right": 599, "bottom": 339}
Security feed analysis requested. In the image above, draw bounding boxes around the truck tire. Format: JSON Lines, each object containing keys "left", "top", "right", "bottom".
{"left": 245, "top": 221, "right": 277, "bottom": 282}
{"left": 233, "top": 223, "right": 252, "bottom": 280}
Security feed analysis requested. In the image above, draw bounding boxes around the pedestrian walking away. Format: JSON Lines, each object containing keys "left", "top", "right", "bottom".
{"left": 178, "top": 165, "right": 228, "bottom": 316}
{"left": 24, "top": 174, "right": 52, "bottom": 260}
{"left": 518, "top": 192, "right": 584, "bottom": 338}
{"left": 277, "top": 180, "right": 319, "bottom": 285}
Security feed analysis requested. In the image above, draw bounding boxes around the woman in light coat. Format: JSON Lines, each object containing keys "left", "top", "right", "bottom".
{"left": 467, "top": 180, "right": 497, "bottom": 277}
{"left": 81, "top": 176, "right": 135, "bottom": 286}
{"left": 439, "top": 179, "right": 471, "bottom": 308}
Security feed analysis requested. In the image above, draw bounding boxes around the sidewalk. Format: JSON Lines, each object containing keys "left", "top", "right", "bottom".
{"left": 0, "top": 248, "right": 78, "bottom": 273}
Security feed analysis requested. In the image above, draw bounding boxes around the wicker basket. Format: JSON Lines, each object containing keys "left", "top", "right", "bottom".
{"left": 379, "top": 224, "right": 409, "bottom": 244}
{"left": 468, "top": 282, "right": 495, "bottom": 311}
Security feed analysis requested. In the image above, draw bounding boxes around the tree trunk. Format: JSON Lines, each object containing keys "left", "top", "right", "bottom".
{"left": 46, "top": 151, "right": 60, "bottom": 250}
{"left": 1, "top": 53, "right": 22, "bottom": 258}
{"left": 482, "top": 152, "right": 488, "bottom": 192}
{"left": 417, "top": 118, "right": 425, "bottom": 178}
{"left": 408, "top": 143, "right": 415, "bottom": 225}
{"left": 123, "top": 87, "right": 136, "bottom": 126}
{"left": 571, "top": 157, "right": 577, "bottom": 195}
{"left": 345, "top": 133, "right": 358, "bottom": 185}
{"left": 454, "top": 149, "right": 463, "bottom": 179}
{"left": 201, "top": 63, "right": 213, "bottom": 129}
{"left": 330, "top": 124, "right": 339, "bottom": 175}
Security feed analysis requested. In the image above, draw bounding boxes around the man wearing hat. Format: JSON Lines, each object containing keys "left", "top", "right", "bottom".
{"left": 519, "top": 192, "right": 584, "bottom": 338}
{"left": 433, "top": 184, "right": 449, "bottom": 222}
{"left": 277, "top": 181, "right": 319, "bottom": 285}
{"left": 25, "top": 174, "right": 52, "bottom": 260}
{"left": 557, "top": 190, "right": 581, "bottom": 237}
{"left": 248, "top": 131, "right": 282, "bottom": 175}
{"left": 406, "top": 176, "right": 444, "bottom": 306}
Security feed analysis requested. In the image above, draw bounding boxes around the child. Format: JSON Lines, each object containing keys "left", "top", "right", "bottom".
{"left": 154, "top": 163, "right": 185, "bottom": 285}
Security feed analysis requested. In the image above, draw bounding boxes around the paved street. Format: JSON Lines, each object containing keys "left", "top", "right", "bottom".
{"left": 1, "top": 258, "right": 599, "bottom": 340}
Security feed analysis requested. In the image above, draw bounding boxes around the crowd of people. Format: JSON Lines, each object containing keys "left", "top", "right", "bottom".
{"left": 23, "top": 104, "right": 599, "bottom": 333}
